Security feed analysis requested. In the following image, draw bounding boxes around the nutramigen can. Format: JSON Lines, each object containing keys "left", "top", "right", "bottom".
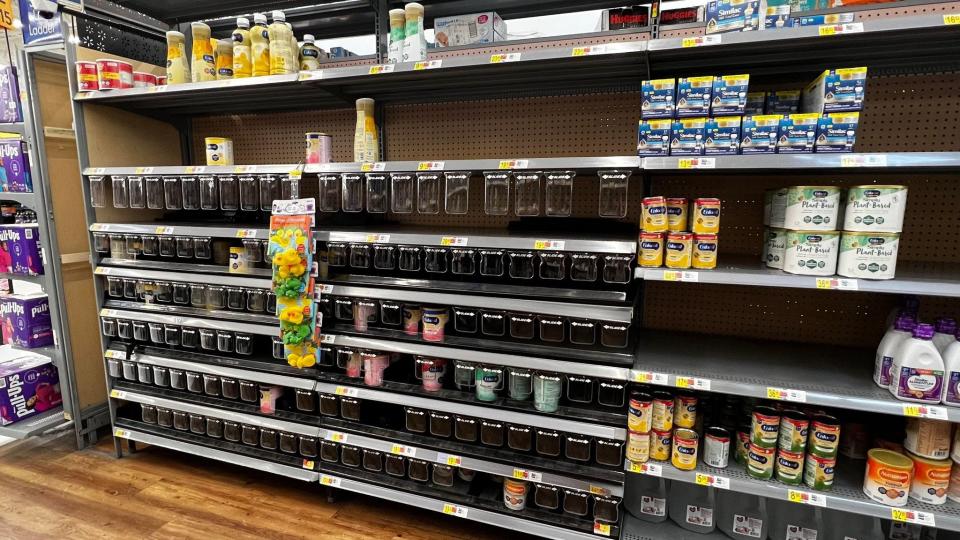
{"left": 778, "top": 410, "right": 809, "bottom": 453}
{"left": 704, "top": 427, "right": 731, "bottom": 468}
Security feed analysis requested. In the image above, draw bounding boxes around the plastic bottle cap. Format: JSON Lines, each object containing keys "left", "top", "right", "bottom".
{"left": 303, "top": 34, "right": 315, "bottom": 43}
{"left": 272, "top": 10, "right": 286, "bottom": 22}
{"left": 236, "top": 17, "right": 250, "bottom": 28}
{"left": 913, "top": 323, "right": 936, "bottom": 340}
{"left": 253, "top": 13, "right": 267, "bottom": 25}
{"left": 936, "top": 317, "right": 957, "bottom": 335}
{"left": 896, "top": 316, "right": 918, "bottom": 332}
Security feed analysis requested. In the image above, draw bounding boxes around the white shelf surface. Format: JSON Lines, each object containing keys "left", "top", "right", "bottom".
{"left": 0, "top": 408, "right": 67, "bottom": 439}
{"left": 89, "top": 222, "right": 269, "bottom": 240}
{"left": 96, "top": 265, "right": 271, "bottom": 289}
{"left": 640, "top": 152, "right": 960, "bottom": 171}
{"left": 99, "top": 307, "right": 277, "bottom": 336}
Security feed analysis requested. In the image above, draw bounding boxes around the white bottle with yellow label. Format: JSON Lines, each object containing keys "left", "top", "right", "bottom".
{"left": 251, "top": 13, "right": 270, "bottom": 77}
{"left": 190, "top": 22, "right": 216, "bottom": 82}
{"left": 165, "top": 31, "right": 189, "bottom": 84}
{"left": 232, "top": 17, "right": 252, "bottom": 79}
{"left": 268, "top": 11, "right": 297, "bottom": 75}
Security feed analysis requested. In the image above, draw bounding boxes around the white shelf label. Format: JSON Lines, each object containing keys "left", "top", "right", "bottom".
{"left": 593, "top": 522, "right": 612, "bottom": 536}
{"left": 235, "top": 229, "right": 258, "bottom": 238}
{"left": 633, "top": 371, "right": 670, "bottom": 385}
{"left": 326, "top": 431, "right": 348, "bottom": 443}
{"left": 360, "top": 162, "right": 386, "bottom": 172}
{"left": 572, "top": 45, "right": 606, "bottom": 56}
{"left": 114, "top": 428, "right": 130, "bottom": 438}
{"left": 416, "top": 161, "right": 445, "bottom": 171}
{"left": 676, "top": 376, "right": 711, "bottom": 391}
{"left": 298, "top": 70, "right": 324, "bottom": 81}
{"left": 184, "top": 166, "right": 206, "bottom": 174}
{"left": 533, "top": 240, "right": 565, "bottom": 250}
{"left": 815, "top": 277, "right": 858, "bottom": 291}
{"left": 681, "top": 35, "right": 721, "bottom": 48}
{"left": 155, "top": 226, "right": 175, "bottom": 235}
{"left": 91, "top": 224, "right": 110, "bottom": 231}
{"left": 818, "top": 22, "right": 864, "bottom": 36}
{"left": 413, "top": 60, "right": 443, "bottom": 70}
{"left": 677, "top": 157, "right": 715, "bottom": 169}
{"left": 903, "top": 404, "right": 948, "bottom": 420}
{"left": 318, "top": 284, "right": 334, "bottom": 294}
{"left": 437, "top": 453, "right": 462, "bottom": 467}
{"left": 662, "top": 270, "right": 699, "bottom": 282}
{"left": 512, "top": 468, "right": 543, "bottom": 482}
{"left": 891, "top": 508, "right": 936, "bottom": 526}
{"left": 104, "top": 350, "right": 127, "bottom": 360}
{"left": 94, "top": 267, "right": 111, "bottom": 275}
{"left": 442, "top": 503, "right": 468, "bottom": 518}
{"left": 364, "top": 234, "right": 390, "bottom": 243}
{"left": 489, "top": 53, "right": 521, "bottom": 63}
{"left": 498, "top": 159, "right": 528, "bottom": 170}
{"left": 839, "top": 154, "right": 887, "bottom": 168}
{"left": 390, "top": 444, "right": 417, "bottom": 457}
{"left": 109, "top": 389, "right": 127, "bottom": 399}
{"left": 440, "top": 236, "right": 468, "bottom": 247}
{"left": 320, "top": 334, "right": 335, "bottom": 344}
{"left": 134, "top": 167, "right": 154, "bottom": 174}
{"left": 334, "top": 386, "right": 359, "bottom": 397}
{"left": 695, "top": 473, "right": 730, "bottom": 490}
{"left": 788, "top": 489, "right": 827, "bottom": 507}
{"left": 630, "top": 462, "right": 662, "bottom": 476}
{"left": 320, "top": 474, "right": 342, "bottom": 488}
{"left": 368, "top": 64, "right": 395, "bottom": 75}
{"left": 99, "top": 309, "right": 118, "bottom": 317}
{"left": 766, "top": 387, "right": 807, "bottom": 403}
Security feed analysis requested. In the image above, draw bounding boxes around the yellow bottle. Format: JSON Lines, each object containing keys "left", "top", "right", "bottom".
{"left": 269, "top": 11, "right": 297, "bottom": 75}
{"left": 232, "top": 17, "right": 252, "bottom": 78}
{"left": 190, "top": 22, "right": 215, "bottom": 82}
{"left": 165, "top": 31, "right": 189, "bottom": 84}
{"left": 354, "top": 98, "right": 379, "bottom": 163}
{"left": 251, "top": 13, "right": 270, "bottom": 77}
{"left": 215, "top": 39, "right": 233, "bottom": 80}
{"left": 299, "top": 34, "right": 322, "bottom": 72}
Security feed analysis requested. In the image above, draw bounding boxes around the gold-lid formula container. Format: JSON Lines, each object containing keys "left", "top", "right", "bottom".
{"left": 664, "top": 232, "right": 693, "bottom": 269}
{"left": 190, "top": 22, "right": 215, "bottom": 82}
{"left": 692, "top": 197, "right": 721, "bottom": 234}
{"left": 692, "top": 233, "right": 718, "bottom": 269}
{"left": 215, "top": 39, "right": 234, "bottom": 80}
{"left": 672, "top": 429, "right": 699, "bottom": 471}
{"left": 666, "top": 197, "right": 688, "bottom": 232}
{"left": 165, "top": 31, "right": 190, "bottom": 84}
{"left": 641, "top": 196, "right": 668, "bottom": 232}
{"left": 639, "top": 232, "right": 664, "bottom": 268}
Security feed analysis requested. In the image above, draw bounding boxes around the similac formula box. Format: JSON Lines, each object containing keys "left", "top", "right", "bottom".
{"left": 764, "top": 0, "right": 795, "bottom": 29}
{"left": 815, "top": 112, "right": 859, "bottom": 153}
{"left": 705, "top": 116, "right": 742, "bottom": 155}
{"left": 706, "top": 0, "right": 761, "bottom": 33}
{"left": 803, "top": 67, "right": 868, "bottom": 113}
{"left": 741, "top": 114, "right": 782, "bottom": 154}
{"left": 711, "top": 74, "right": 750, "bottom": 116}
{"left": 776, "top": 113, "right": 820, "bottom": 153}
{"left": 745, "top": 92, "right": 766, "bottom": 115}
{"left": 641, "top": 78, "right": 677, "bottom": 119}
{"left": 434, "top": 12, "right": 506, "bottom": 47}
{"left": 670, "top": 118, "right": 707, "bottom": 156}
{"left": 764, "top": 90, "right": 801, "bottom": 114}
{"left": 676, "top": 76, "right": 715, "bottom": 118}
{"left": 637, "top": 119, "right": 672, "bottom": 157}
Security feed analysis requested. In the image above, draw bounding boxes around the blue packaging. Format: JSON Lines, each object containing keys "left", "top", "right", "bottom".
{"left": 676, "top": 76, "right": 715, "bottom": 118}
{"left": 670, "top": 117, "right": 707, "bottom": 156}
{"left": 745, "top": 92, "right": 766, "bottom": 115}
{"left": 641, "top": 78, "right": 677, "bottom": 119}
{"left": 764, "top": 0, "right": 795, "bottom": 29}
{"left": 637, "top": 119, "right": 673, "bottom": 157}
{"left": 765, "top": 90, "right": 801, "bottom": 114}
{"left": 705, "top": 117, "right": 742, "bottom": 155}
{"left": 711, "top": 74, "right": 750, "bottom": 116}
{"left": 794, "top": 12, "right": 855, "bottom": 26}
{"left": 802, "top": 67, "right": 867, "bottom": 113}
{"left": 706, "top": 0, "right": 760, "bottom": 33}
{"left": 740, "top": 114, "right": 782, "bottom": 154}
{"left": 776, "top": 113, "right": 820, "bottom": 153}
{"left": 0, "top": 66, "right": 23, "bottom": 124}
{"left": 815, "top": 112, "right": 859, "bottom": 153}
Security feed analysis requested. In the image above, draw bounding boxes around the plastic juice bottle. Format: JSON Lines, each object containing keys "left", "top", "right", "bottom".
{"left": 190, "top": 22, "right": 215, "bottom": 82}
{"left": 934, "top": 317, "right": 957, "bottom": 352}
{"left": 232, "top": 17, "right": 252, "bottom": 78}
{"left": 251, "top": 13, "right": 270, "bottom": 77}
{"left": 941, "top": 333, "right": 960, "bottom": 406}
{"left": 354, "top": 98, "right": 379, "bottom": 162}
{"left": 875, "top": 315, "right": 917, "bottom": 388}
{"left": 299, "top": 34, "right": 321, "bottom": 71}
{"left": 165, "top": 31, "right": 189, "bottom": 84}
{"left": 889, "top": 323, "right": 945, "bottom": 403}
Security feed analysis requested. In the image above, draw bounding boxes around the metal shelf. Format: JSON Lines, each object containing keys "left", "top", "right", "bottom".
{"left": 99, "top": 307, "right": 277, "bottom": 336}
{"left": 113, "top": 426, "right": 319, "bottom": 482}
{"left": 636, "top": 257, "right": 960, "bottom": 298}
{"left": 625, "top": 458, "right": 960, "bottom": 531}
{"left": 0, "top": 408, "right": 66, "bottom": 439}
{"left": 321, "top": 283, "right": 633, "bottom": 323}
{"left": 0, "top": 191, "right": 37, "bottom": 205}
{"left": 325, "top": 332, "right": 631, "bottom": 380}
{"left": 0, "top": 122, "right": 26, "bottom": 136}
{"left": 89, "top": 222, "right": 270, "bottom": 240}
{"left": 621, "top": 513, "right": 727, "bottom": 540}
{"left": 101, "top": 258, "right": 272, "bottom": 278}
{"left": 631, "top": 331, "right": 960, "bottom": 422}
{"left": 82, "top": 165, "right": 297, "bottom": 176}
{"left": 640, "top": 152, "right": 960, "bottom": 172}
{"left": 306, "top": 156, "right": 641, "bottom": 174}
{"left": 96, "top": 265, "right": 271, "bottom": 289}
{"left": 1, "top": 272, "right": 44, "bottom": 284}
{"left": 103, "top": 299, "right": 276, "bottom": 326}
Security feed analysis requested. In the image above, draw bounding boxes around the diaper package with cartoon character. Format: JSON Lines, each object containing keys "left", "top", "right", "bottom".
{"left": 0, "top": 355, "right": 61, "bottom": 425}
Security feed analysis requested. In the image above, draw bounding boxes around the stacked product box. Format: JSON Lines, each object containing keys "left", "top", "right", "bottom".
{"left": 0, "top": 65, "right": 23, "bottom": 124}
{"left": 0, "top": 293, "right": 54, "bottom": 348}
{"left": 0, "top": 354, "right": 61, "bottom": 425}
{"left": 637, "top": 197, "right": 722, "bottom": 271}
{"left": 705, "top": 0, "right": 760, "bottom": 33}
{"left": 0, "top": 139, "right": 32, "bottom": 193}
{"left": 434, "top": 12, "right": 506, "bottom": 47}
{"left": 0, "top": 224, "right": 43, "bottom": 275}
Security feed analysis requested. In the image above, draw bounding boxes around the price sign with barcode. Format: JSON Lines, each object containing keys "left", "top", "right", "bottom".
{"left": 695, "top": 473, "right": 730, "bottom": 489}
{"left": 818, "top": 22, "right": 864, "bottom": 36}
{"left": 572, "top": 45, "right": 606, "bottom": 57}
{"left": 413, "top": 60, "right": 443, "bottom": 70}
{"left": 840, "top": 154, "right": 887, "bottom": 168}
{"left": 114, "top": 428, "right": 130, "bottom": 438}
{"left": 368, "top": 64, "right": 395, "bottom": 75}
{"left": 364, "top": 234, "right": 390, "bottom": 243}
{"left": 320, "top": 475, "right": 341, "bottom": 488}
{"left": 184, "top": 166, "right": 206, "bottom": 174}
{"left": 99, "top": 309, "right": 118, "bottom": 317}
{"left": 134, "top": 167, "right": 154, "bottom": 174}
{"left": 891, "top": 508, "right": 935, "bottom": 526}
{"left": 788, "top": 489, "right": 826, "bottom": 507}
{"left": 630, "top": 462, "right": 662, "bottom": 476}
{"left": 815, "top": 277, "right": 858, "bottom": 290}
{"left": 663, "top": 270, "right": 699, "bottom": 282}
{"left": 681, "top": 35, "right": 721, "bottom": 48}
{"left": 512, "top": 468, "right": 543, "bottom": 482}
{"left": 903, "top": 404, "right": 948, "bottom": 420}
{"left": 326, "top": 431, "right": 348, "bottom": 443}
{"left": 417, "top": 161, "right": 444, "bottom": 171}
{"left": 390, "top": 444, "right": 417, "bottom": 457}
{"left": 94, "top": 267, "right": 110, "bottom": 275}
{"left": 593, "top": 522, "right": 611, "bottom": 536}
{"left": 234, "top": 165, "right": 256, "bottom": 173}
{"left": 440, "top": 236, "right": 468, "bottom": 247}
{"left": 442, "top": 503, "right": 468, "bottom": 518}
{"left": 498, "top": 159, "right": 529, "bottom": 170}
{"left": 155, "top": 226, "right": 174, "bottom": 235}
{"left": 235, "top": 229, "right": 258, "bottom": 239}
{"left": 678, "top": 157, "right": 716, "bottom": 169}
{"left": 633, "top": 371, "right": 669, "bottom": 385}
{"left": 109, "top": 389, "right": 127, "bottom": 399}
{"left": 334, "top": 386, "right": 359, "bottom": 397}
{"left": 360, "top": 162, "right": 386, "bottom": 172}
{"left": 437, "top": 453, "right": 462, "bottom": 467}
{"left": 533, "top": 240, "right": 565, "bottom": 250}
{"left": 676, "top": 376, "right": 711, "bottom": 391}
{"left": 489, "top": 53, "right": 521, "bottom": 63}
{"left": 766, "top": 387, "right": 807, "bottom": 403}
{"left": 91, "top": 224, "right": 110, "bottom": 231}
{"left": 104, "top": 350, "right": 127, "bottom": 360}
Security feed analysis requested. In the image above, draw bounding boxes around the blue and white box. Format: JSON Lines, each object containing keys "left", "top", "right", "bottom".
{"left": 711, "top": 74, "right": 750, "bottom": 116}
{"left": 802, "top": 67, "right": 867, "bottom": 113}
{"left": 777, "top": 113, "right": 820, "bottom": 153}
{"left": 764, "top": 0, "right": 795, "bottom": 29}
{"left": 676, "top": 76, "right": 715, "bottom": 118}
{"left": 765, "top": 90, "right": 801, "bottom": 114}
{"left": 670, "top": 117, "right": 707, "bottom": 156}
{"left": 637, "top": 119, "right": 673, "bottom": 157}
{"left": 745, "top": 92, "right": 766, "bottom": 115}
{"left": 741, "top": 114, "right": 782, "bottom": 154}
{"left": 641, "top": 78, "right": 677, "bottom": 119}
{"left": 815, "top": 112, "right": 859, "bottom": 153}
{"left": 706, "top": 0, "right": 760, "bottom": 33}
{"left": 705, "top": 117, "right": 742, "bottom": 155}
{"left": 794, "top": 12, "right": 855, "bottom": 26}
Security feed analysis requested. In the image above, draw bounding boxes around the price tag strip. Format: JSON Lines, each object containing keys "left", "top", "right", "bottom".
{"left": 390, "top": 444, "right": 417, "bottom": 457}
{"left": 320, "top": 474, "right": 342, "bottom": 488}
{"left": 360, "top": 162, "right": 386, "bottom": 172}
{"left": 489, "top": 53, "right": 521, "bottom": 63}
{"left": 155, "top": 226, "right": 174, "bottom": 235}
{"left": 104, "top": 349, "right": 127, "bottom": 360}
{"left": 442, "top": 503, "right": 469, "bottom": 518}
{"left": 903, "top": 404, "right": 948, "bottom": 420}
{"left": 437, "top": 453, "right": 462, "bottom": 467}
{"left": 815, "top": 277, "right": 858, "bottom": 291}
{"left": 681, "top": 35, "right": 721, "bottom": 48}
{"left": 413, "top": 60, "right": 443, "bottom": 70}
{"left": 498, "top": 159, "right": 529, "bottom": 170}
{"left": 109, "top": 389, "right": 127, "bottom": 399}
{"left": 787, "top": 489, "right": 826, "bottom": 507}
{"left": 766, "top": 387, "right": 808, "bottom": 403}
{"left": 593, "top": 522, "right": 611, "bottom": 536}
{"left": 364, "top": 234, "right": 390, "bottom": 243}
{"left": 368, "top": 64, "right": 395, "bottom": 75}
{"left": 572, "top": 45, "right": 606, "bottom": 56}
{"left": 630, "top": 462, "right": 662, "bottom": 476}
{"left": 840, "top": 154, "right": 887, "bottom": 168}
{"left": 678, "top": 157, "right": 716, "bottom": 169}
{"left": 440, "top": 236, "right": 468, "bottom": 247}
{"left": 114, "top": 428, "right": 130, "bottom": 438}
{"left": 326, "top": 431, "right": 348, "bottom": 443}
{"left": 633, "top": 371, "right": 670, "bottom": 385}
{"left": 417, "top": 161, "right": 444, "bottom": 171}
{"left": 334, "top": 386, "right": 359, "bottom": 397}
{"left": 676, "top": 376, "right": 711, "bottom": 391}
{"left": 532, "top": 240, "right": 565, "bottom": 250}
{"left": 818, "top": 22, "right": 864, "bottom": 36}
{"left": 695, "top": 473, "right": 730, "bottom": 490}
{"left": 512, "top": 468, "right": 543, "bottom": 482}
{"left": 891, "top": 508, "right": 935, "bottom": 526}
{"left": 662, "top": 270, "right": 699, "bottom": 282}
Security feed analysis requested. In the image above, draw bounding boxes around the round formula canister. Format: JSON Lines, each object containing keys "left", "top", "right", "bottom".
{"left": 96, "top": 58, "right": 134, "bottom": 90}
{"left": 692, "top": 198, "right": 721, "bottom": 234}
{"left": 628, "top": 391, "right": 653, "bottom": 433}
{"left": 778, "top": 410, "right": 809, "bottom": 453}
{"left": 804, "top": 452, "right": 836, "bottom": 491}
{"left": 765, "top": 227, "right": 787, "bottom": 270}
{"left": 639, "top": 232, "right": 665, "bottom": 268}
{"left": 783, "top": 230, "right": 840, "bottom": 277}
{"left": 673, "top": 393, "right": 698, "bottom": 429}
{"left": 776, "top": 449, "right": 805, "bottom": 485}
{"left": 735, "top": 427, "right": 751, "bottom": 465}
{"left": 666, "top": 197, "right": 688, "bottom": 232}
{"left": 133, "top": 71, "right": 158, "bottom": 88}
{"left": 672, "top": 428, "right": 699, "bottom": 471}
{"left": 751, "top": 406, "right": 781, "bottom": 448}
{"left": 76, "top": 61, "right": 99, "bottom": 91}
{"left": 650, "top": 429, "right": 672, "bottom": 461}
{"left": 764, "top": 188, "right": 788, "bottom": 228}
{"left": 157, "top": 75, "right": 168, "bottom": 85}
{"left": 692, "top": 234, "right": 718, "bottom": 270}
{"left": 651, "top": 391, "right": 674, "bottom": 432}
{"left": 947, "top": 460, "right": 960, "bottom": 504}
{"left": 843, "top": 185, "right": 908, "bottom": 233}
{"left": 641, "top": 196, "right": 668, "bottom": 232}
{"left": 627, "top": 429, "right": 650, "bottom": 463}
{"left": 909, "top": 452, "right": 951, "bottom": 505}
{"left": 783, "top": 186, "right": 841, "bottom": 230}
{"left": 205, "top": 137, "right": 234, "bottom": 166}
{"left": 808, "top": 414, "right": 841, "bottom": 458}
{"left": 747, "top": 443, "right": 775, "bottom": 480}
{"left": 305, "top": 132, "right": 332, "bottom": 165}
{"left": 837, "top": 231, "right": 900, "bottom": 280}
{"left": 704, "top": 427, "right": 730, "bottom": 468}
{"left": 905, "top": 417, "right": 952, "bottom": 460}
{"left": 664, "top": 232, "right": 693, "bottom": 269}
{"left": 863, "top": 448, "right": 913, "bottom": 507}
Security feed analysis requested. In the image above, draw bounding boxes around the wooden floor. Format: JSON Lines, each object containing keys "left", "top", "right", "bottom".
{"left": 0, "top": 430, "right": 536, "bottom": 539}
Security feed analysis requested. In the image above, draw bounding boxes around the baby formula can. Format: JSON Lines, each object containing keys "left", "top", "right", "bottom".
{"left": 751, "top": 406, "right": 780, "bottom": 448}
{"left": 641, "top": 196, "right": 668, "bottom": 232}
{"left": 909, "top": 453, "right": 951, "bottom": 505}
{"left": 808, "top": 414, "right": 840, "bottom": 458}
{"left": 666, "top": 197, "right": 688, "bottom": 232}
{"left": 665, "top": 232, "right": 693, "bottom": 269}
{"left": 651, "top": 391, "right": 674, "bottom": 431}
{"left": 306, "top": 132, "right": 333, "bottom": 165}
{"left": 844, "top": 185, "right": 908, "bottom": 233}
{"left": 765, "top": 188, "right": 788, "bottom": 228}
{"left": 765, "top": 227, "right": 787, "bottom": 269}
{"left": 628, "top": 391, "right": 653, "bottom": 433}
{"left": 672, "top": 428, "right": 699, "bottom": 470}
{"left": 863, "top": 449, "right": 913, "bottom": 506}
{"left": 76, "top": 61, "right": 99, "bottom": 91}
{"left": 692, "top": 234, "right": 718, "bottom": 270}
{"left": 947, "top": 460, "right": 960, "bottom": 504}
{"left": 804, "top": 452, "right": 836, "bottom": 491}
{"left": 96, "top": 59, "right": 134, "bottom": 90}
{"left": 783, "top": 230, "right": 839, "bottom": 276}
{"left": 650, "top": 429, "right": 672, "bottom": 461}
{"left": 904, "top": 417, "right": 951, "bottom": 460}
{"left": 133, "top": 71, "right": 158, "bottom": 87}
{"left": 627, "top": 429, "right": 650, "bottom": 463}
{"left": 639, "top": 232, "right": 665, "bottom": 268}
{"left": 837, "top": 231, "right": 900, "bottom": 280}
{"left": 778, "top": 410, "right": 809, "bottom": 453}
{"left": 783, "top": 186, "right": 841, "bottom": 230}
{"left": 703, "top": 427, "right": 730, "bottom": 468}
{"left": 776, "top": 449, "right": 805, "bottom": 485}
{"left": 205, "top": 137, "right": 234, "bottom": 166}
{"left": 747, "top": 443, "right": 775, "bottom": 480}
{"left": 692, "top": 197, "right": 721, "bottom": 234}
{"left": 157, "top": 75, "right": 168, "bottom": 85}
{"left": 673, "top": 393, "right": 697, "bottom": 429}
{"left": 735, "top": 426, "right": 751, "bottom": 464}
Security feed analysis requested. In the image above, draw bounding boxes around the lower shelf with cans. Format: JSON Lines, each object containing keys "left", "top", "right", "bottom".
{"left": 624, "top": 457, "right": 960, "bottom": 531}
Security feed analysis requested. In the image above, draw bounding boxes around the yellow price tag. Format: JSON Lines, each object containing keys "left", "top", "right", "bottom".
{"left": 109, "top": 389, "right": 122, "bottom": 398}
{"left": 289, "top": 169, "right": 302, "bottom": 179}
{"left": 676, "top": 377, "right": 692, "bottom": 388}
{"left": 663, "top": 270, "right": 682, "bottom": 281}
{"left": 446, "top": 455, "right": 461, "bottom": 466}
{"left": 815, "top": 278, "right": 833, "bottom": 289}
{"left": 320, "top": 475, "right": 341, "bottom": 487}
{"left": 235, "top": 229, "right": 257, "bottom": 238}
{"left": 329, "top": 432, "right": 347, "bottom": 442}
{"left": 571, "top": 46, "right": 605, "bottom": 57}
{"left": 589, "top": 485, "right": 609, "bottom": 496}
{"left": 788, "top": 490, "right": 805, "bottom": 504}
{"left": 891, "top": 509, "right": 909, "bottom": 522}
{"left": 819, "top": 25, "right": 838, "bottom": 36}
{"left": 302, "top": 459, "right": 315, "bottom": 469}
{"left": 945, "top": 13, "right": 960, "bottom": 25}
{"left": 767, "top": 387, "right": 785, "bottom": 400}
{"left": 695, "top": 473, "right": 711, "bottom": 486}
{"left": 114, "top": 428, "right": 129, "bottom": 438}
{"left": 903, "top": 405, "right": 921, "bottom": 417}
{"left": 678, "top": 159, "right": 695, "bottom": 169}
{"left": 593, "top": 522, "right": 611, "bottom": 536}
{"left": 442, "top": 503, "right": 467, "bottom": 518}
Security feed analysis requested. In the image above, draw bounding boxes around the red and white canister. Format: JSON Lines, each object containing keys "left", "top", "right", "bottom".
{"left": 157, "top": 75, "right": 168, "bottom": 85}
{"left": 96, "top": 59, "right": 134, "bottom": 90}
{"left": 75, "top": 61, "right": 99, "bottom": 91}
{"left": 133, "top": 71, "right": 158, "bottom": 88}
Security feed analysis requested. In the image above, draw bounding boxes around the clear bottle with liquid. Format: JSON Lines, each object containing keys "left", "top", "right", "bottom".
{"left": 232, "top": 17, "right": 252, "bottom": 78}
{"left": 190, "top": 22, "right": 215, "bottom": 82}
{"left": 251, "top": 13, "right": 270, "bottom": 77}
{"left": 299, "top": 34, "right": 322, "bottom": 72}
{"left": 354, "top": 98, "right": 379, "bottom": 163}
